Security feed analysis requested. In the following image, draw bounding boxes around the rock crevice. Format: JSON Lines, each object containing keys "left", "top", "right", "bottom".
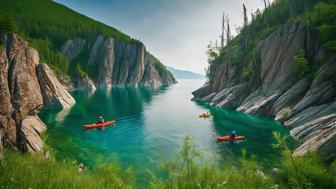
{"left": 0, "top": 33, "right": 76, "bottom": 153}
{"left": 192, "top": 22, "right": 336, "bottom": 161}
{"left": 61, "top": 36, "right": 177, "bottom": 89}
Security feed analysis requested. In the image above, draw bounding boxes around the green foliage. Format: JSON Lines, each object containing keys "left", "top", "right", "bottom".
{"left": 76, "top": 63, "right": 87, "bottom": 78}
{"left": 0, "top": 0, "right": 141, "bottom": 78}
{"left": 243, "top": 68, "right": 254, "bottom": 78}
{"left": 294, "top": 49, "right": 310, "bottom": 77}
{"left": 151, "top": 135, "right": 335, "bottom": 189}
{"left": 0, "top": 0, "right": 139, "bottom": 46}
{"left": 29, "top": 38, "right": 69, "bottom": 75}
{"left": 1, "top": 134, "right": 335, "bottom": 189}
{"left": 278, "top": 152, "right": 334, "bottom": 189}
{"left": 147, "top": 53, "right": 168, "bottom": 77}
{"left": 206, "top": 0, "right": 336, "bottom": 79}
{"left": 0, "top": 149, "right": 133, "bottom": 189}
{"left": 309, "top": 2, "right": 336, "bottom": 54}
{"left": 0, "top": 14, "right": 18, "bottom": 33}
{"left": 151, "top": 137, "right": 274, "bottom": 189}
{"left": 272, "top": 132, "right": 335, "bottom": 189}
{"left": 205, "top": 43, "right": 220, "bottom": 78}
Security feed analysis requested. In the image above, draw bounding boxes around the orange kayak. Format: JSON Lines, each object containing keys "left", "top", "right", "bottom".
{"left": 83, "top": 120, "right": 116, "bottom": 130}
{"left": 217, "top": 136, "right": 245, "bottom": 142}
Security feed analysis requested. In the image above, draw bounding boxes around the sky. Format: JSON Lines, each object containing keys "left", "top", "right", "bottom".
{"left": 55, "top": 0, "right": 267, "bottom": 74}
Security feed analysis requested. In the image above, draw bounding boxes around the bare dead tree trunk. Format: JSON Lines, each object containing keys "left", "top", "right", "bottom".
{"left": 226, "top": 17, "right": 232, "bottom": 61}
{"left": 243, "top": 4, "right": 249, "bottom": 49}
{"left": 221, "top": 13, "right": 225, "bottom": 49}
{"left": 226, "top": 18, "right": 231, "bottom": 45}
{"left": 263, "top": 0, "right": 267, "bottom": 9}
{"left": 243, "top": 4, "right": 248, "bottom": 28}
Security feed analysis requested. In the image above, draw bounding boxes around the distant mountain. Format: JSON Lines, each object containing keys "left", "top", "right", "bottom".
{"left": 167, "top": 67, "right": 205, "bottom": 79}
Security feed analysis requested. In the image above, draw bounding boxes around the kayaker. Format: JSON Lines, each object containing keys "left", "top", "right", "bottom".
{"left": 229, "top": 130, "right": 236, "bottom": 139}
{"left": 97, "top": 116, "right": 105, "bottom": 124}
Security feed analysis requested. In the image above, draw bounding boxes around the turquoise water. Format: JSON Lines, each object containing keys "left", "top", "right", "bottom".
{"left": 39, "top": 79, "right": 290, "bottom": 182}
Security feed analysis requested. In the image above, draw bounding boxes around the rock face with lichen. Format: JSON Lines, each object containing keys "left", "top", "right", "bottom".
{"left": 0, "top": 33, "right": 76, "bottom": 153}
{"left": 192, "top": 22, "right": 336, "bottom": 161}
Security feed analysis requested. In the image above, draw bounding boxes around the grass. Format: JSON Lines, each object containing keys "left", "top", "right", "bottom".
{"left": 0, "top": 150, "right": 133, "bottom": 189}
{"left": 1, "top": 134, "right": 335, "bottom": 189}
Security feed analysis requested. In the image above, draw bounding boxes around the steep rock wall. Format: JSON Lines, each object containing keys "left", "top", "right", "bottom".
{"left": 0, "top": 33, "right": 76, "bottom": 154}
{"left": 61, "top": 36, "right": 177, "bottom": 89}
{"left": 192, "top": 22, "right": 336, "bottom": 161}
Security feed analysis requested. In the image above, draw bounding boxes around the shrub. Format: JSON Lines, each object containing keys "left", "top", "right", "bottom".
{"left": 0, "top": 15, "right": 18, "bottom": 33}
{"left": 150, "top": 137, "right": 274, "bottom": 189}
{"left": 0, "top": 150, "right": 134, "bottom": 189}
{"left": 294, "top": 49, "right": 309, "bottom": 76}
{"left": 76, "top": 63, "right": 87, "bottom": 78}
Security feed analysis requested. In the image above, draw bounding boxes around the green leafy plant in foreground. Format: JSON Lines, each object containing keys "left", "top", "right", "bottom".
{"left": 151, "top": 134, "right": 336, "bottom": 189}
{"left": 0, "top": 150, "right": 133, "bottom": 189}
{"left": 1, "top": 134, "right": 335, "bottom": 189}
{"left": 150, "top": 136, "right": 273, "bottom": 189}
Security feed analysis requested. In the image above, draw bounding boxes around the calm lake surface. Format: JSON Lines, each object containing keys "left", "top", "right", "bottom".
{"left": 40, "top": 79, "right": 290, "bottom": 183}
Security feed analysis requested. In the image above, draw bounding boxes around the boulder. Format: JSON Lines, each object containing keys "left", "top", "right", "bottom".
{"left": 20, "top": 116, "right": 47, "bottom": 153}
{"left": 192, "top": 83, "right": 212, "bottom": 100}
{"left": 37, "top": 64, "right": 76, "bottom": 109}
{"left": 9, "top": 46, "right": 43, "bottom": 121}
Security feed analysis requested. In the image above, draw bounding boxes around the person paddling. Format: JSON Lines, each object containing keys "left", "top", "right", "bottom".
{"left": 229, "top": 130, "right": 236, "bottom": 139}
{"left": 97, "top": 116, "right": 105, "bottom": 124}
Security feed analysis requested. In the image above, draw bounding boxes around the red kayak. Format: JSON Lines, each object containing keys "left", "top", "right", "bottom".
{"left": 83, "top": 120, "right": 116, "bottom": 130}
{"left": 217, "top": 135, "right": 245, "bottom": 142}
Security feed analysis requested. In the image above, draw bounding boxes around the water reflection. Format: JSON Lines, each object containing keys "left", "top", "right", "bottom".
{"left": 39, "top": 80, "right": 290, "bottom": 184}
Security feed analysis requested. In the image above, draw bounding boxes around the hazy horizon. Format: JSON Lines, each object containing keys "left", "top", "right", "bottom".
{"left": 55, "top": 0, "right": 268, "bottom": 74}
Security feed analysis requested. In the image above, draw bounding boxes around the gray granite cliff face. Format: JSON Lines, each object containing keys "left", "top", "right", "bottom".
{"left": 61, "top": 36, "right": 176, "bottom": 90}
{"left": 192, "top": 22, "right": 336, "bottom": 161}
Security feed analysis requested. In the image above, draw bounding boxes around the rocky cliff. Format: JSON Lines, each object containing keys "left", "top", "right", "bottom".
{"left": 0, "top": 33, "right": 75, "bottom": 154}
{"left": 193, "top": 22, "right": 336, "bottom": 161}
{"left": 61, "top": 36, "right": 177, "bottom": 90}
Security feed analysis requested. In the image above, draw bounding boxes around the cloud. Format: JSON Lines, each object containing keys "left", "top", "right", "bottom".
{"left": 56, "top": 0, "right": 266, "bottom": 74}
